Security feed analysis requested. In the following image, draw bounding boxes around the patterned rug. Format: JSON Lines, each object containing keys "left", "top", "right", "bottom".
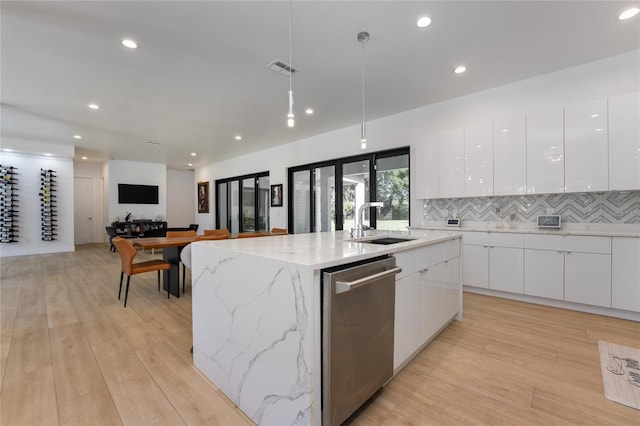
{"left": 598, "top": 341, "right": 640, "bottom": 410}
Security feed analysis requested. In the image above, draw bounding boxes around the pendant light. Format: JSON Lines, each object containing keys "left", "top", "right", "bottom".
{"left": 358, "top": 31, "right": 369, "bottom": 149}
{"left": 287, "top": 1, "right": 295, "bottom": 128}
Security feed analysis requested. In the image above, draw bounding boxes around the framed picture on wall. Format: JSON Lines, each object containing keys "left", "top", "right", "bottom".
{"left": 270, "top": 184, "right": 283, "bottom": 207}
{"left": 197, "top": 181, "right": 210, "bottom": 213}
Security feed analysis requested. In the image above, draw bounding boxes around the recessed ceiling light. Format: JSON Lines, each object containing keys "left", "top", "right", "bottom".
{"left": 145, "top": 141, "right": 161, "bottom": 146}
{"left": 44, "top": 153, "right": 53, "bottom": 157}
{"left": 88, "top": 103, "right": 100, "bottom": 110}
{"left": 590, "top": 113, "right": 600, "bottom": 118}
{"left": 235, "top": 135, "right": 242, "bottom": 140}
{"left": 502, "top": 129, "right": 509, "bottom": 133}
{"left": 122, "top": 39, "right": 138, "bottom": 49}
{"left": 454, "top": 66, "right": 467, "bottom": 74}
{"left": 595, "top": 128, "right": 604, "bottom": 132}
{"left": 619, "top": 7, "right": 639, "bottom": 20}
{"left": 81, "top": 156, "right": 88, "bottom": 160}
{"left": 416, "top": 16, "right": 432, "bottom": 28}
{"left": 3, "top": 148, "right": 13, "bottom": 152}
{"left": 191, "top": 152, "right": 197, "bottom": 156}
{"left": 73, "top": 134, "right": 82, "bottom": 139}
{"left": 305, "top": 108, "right": 314, "bottom": 115}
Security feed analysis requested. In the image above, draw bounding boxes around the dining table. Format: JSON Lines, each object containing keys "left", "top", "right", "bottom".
{"left": 132, "top": 236, "right": 197, "bottom": 297}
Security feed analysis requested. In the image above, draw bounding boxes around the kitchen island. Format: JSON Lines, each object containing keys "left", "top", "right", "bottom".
{"left": 190, "top": 230, "right": 462, "bottom": 425}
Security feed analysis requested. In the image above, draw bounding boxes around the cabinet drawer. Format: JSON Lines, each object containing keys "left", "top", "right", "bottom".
{"left": 396, "top": 238, "right": 461, "bottom": 279}
{"left": 462, "top": 231, "right": 523, "bottom": 248}
{"left": 524, "top": 234, "right": 611, "bottom": 254}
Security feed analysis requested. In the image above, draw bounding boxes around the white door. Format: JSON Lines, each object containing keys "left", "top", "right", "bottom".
{"left": 74, "top": 177, "right": 95, "bottom": 244}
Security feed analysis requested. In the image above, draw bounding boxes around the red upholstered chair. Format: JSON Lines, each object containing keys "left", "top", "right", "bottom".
{"left": 112, "top": 237, "right": 171, "bottom": 307}
{"left": 166, "top": 230, "right": 196, "bottom": 293}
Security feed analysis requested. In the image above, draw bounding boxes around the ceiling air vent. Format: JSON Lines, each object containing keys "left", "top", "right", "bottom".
{"left": 266, "top": 60, "right": 298, "bottom": 76}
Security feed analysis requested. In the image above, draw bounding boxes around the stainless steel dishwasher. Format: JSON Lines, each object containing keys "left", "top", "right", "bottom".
{"left": 322, "top": 255, "right": 401, "bottom": 426}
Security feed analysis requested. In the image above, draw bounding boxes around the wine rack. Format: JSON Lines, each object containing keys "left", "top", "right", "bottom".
{"left": 0, "top": 165, "right": 19, "bottom": 243}
{"left": 40, "top": 168, "right": 57, "bottom": 241}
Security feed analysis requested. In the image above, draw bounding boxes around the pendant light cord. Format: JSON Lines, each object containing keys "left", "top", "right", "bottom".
{"left": 361, "top": 38, "right": 366, "bottom": 141}
{"left": 289, "top": 1, "right": 293, "bottom": 108}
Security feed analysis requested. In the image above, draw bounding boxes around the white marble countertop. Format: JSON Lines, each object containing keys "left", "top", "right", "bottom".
{"left": 194, "top": 230, "right": 461, "bottom": 269}
{"left": 412, "top": 221, "right": 640, "bottom": 238}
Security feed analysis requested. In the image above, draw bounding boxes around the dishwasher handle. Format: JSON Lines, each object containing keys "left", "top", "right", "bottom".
{"left": 335, "top": 267, "right": 402, "bottom": 294}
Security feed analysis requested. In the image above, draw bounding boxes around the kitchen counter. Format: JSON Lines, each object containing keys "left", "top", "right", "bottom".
{"left": 190, "top": 231, "right": 461, "bottom": 425}
{"left": 412, "top": 221, "right": 640, "bottom": 238}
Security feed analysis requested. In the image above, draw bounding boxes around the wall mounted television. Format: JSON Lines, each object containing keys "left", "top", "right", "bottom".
{"left": 118, "top": 184, "right": 159, "bottom": 204}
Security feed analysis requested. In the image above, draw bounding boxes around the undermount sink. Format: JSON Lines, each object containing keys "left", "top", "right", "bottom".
{"left": 361, "top": 237, "right": 415, "bottom": 245}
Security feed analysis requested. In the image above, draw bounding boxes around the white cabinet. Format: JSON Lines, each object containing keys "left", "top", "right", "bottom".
{"left": 494, "top": 115, "right": 526, "bottom": 195}
{"left": 464, "top": 122, "right": 493, "bottom": 197}
{"left": 462, "top": 232, "right": 524, "bottom": 293}
{"left": 609, "top": 92, "right": 640, "bottom": 191}
{"left": 394, "top": 238, "right": 461, "bottom": 370}
{"left": 564, "top": 98, "right": 609, "bottom": 192}
{"left": 524, "top": 234, "right": 612, "bottom": 308}
{"left": 611, "top": 237, "right": 640, "bottom": 312}
{"left": 526, "top": 107, "right": 565, "bottom": 194}
{"left": 415, "top": 133, "right": 439, "bottom": 199}
{"left": 524, "top": 249, "right": 564, "bottom": 299}
{"left": 438, "top": 128, "right": 465, "bottom": 198}
{"left": 565, "top": 251, "right": 611, "bottom": 307}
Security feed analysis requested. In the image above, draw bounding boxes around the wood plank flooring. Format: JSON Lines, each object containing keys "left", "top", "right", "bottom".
{"left": 1, "top": 243, "right": 639, "bottom": 425}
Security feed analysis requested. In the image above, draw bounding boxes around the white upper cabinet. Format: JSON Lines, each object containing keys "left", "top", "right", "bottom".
{"left": 526, "top": 107, "right": 565, "bottom": 194}
{"left": 438, "top": 128, "right": 465, "bottom": 198}
{"left": 493, "top": 115, "right": 526, "bottom": 195}
{"left": 609, "top": 91, "right": 640, "bottom": 191}
{"left": 564, "top": 98, "right": 608, "bottom": 192}
{"left": 415, "top": 133, "right": 439, "bottom": 199}
{"left": 464, "top": 122, "right": 493, "bottom": 197}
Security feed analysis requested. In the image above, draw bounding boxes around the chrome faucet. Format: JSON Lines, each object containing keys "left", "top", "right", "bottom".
{"left": 354, "top": 202, "right": 383, "bottom": 237}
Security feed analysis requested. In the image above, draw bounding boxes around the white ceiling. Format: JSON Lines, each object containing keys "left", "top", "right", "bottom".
{"left": 1, "top": 1, "right": 639, "bottom": 170}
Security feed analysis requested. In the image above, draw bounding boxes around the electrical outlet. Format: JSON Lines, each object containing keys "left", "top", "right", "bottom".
{"left": 495, "top": 207, "right": 501, "bottom": 213}
{"left": 509, "top": 213, "right": 516, "bottom": 221}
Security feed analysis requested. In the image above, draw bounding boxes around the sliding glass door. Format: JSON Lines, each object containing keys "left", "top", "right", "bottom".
{"left": 288, "top": 147, "right": 409, "bottom": 233}
{"left": 216, "top": 172, "right": 269, "bottom": 233}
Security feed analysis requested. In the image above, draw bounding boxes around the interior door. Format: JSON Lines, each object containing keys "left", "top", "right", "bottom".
{"left": 74, "top": 177, "right": 93, "bottom": 244}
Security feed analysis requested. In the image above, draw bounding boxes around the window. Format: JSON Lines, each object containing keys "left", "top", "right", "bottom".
{"left": 288, "top": 147, "right": 409, "bottom": 233}
{"left": 216, "top": 172, "right": 269, "bottom": 232}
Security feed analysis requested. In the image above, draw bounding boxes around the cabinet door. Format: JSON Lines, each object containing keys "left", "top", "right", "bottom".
{"left": 438, "top": 128, "right": 465, "bottom": 198}
{"left": 489, "top": 247, "right": 524, "bottom": 294}
{"left": 464, "top": 122, "right": 493, "bottom": 197}
{"left": 564, "top": 252, "right": 612, "bottom": 307}
{"left": 526, "top": 107, "right": 565, "bottom": 194}
{"left": 524, "top": 249, "right": 564, "bottom": 300}
{"left": 462, "top": 244, "right": 489, "bottom": 288}
{"left": 611, "top": 237, "right": 640, "bottom": 312}
{"left": 564, "top": 98, "right": 608, "bottom": 192}
{"left": 494, "top": 115, "right": 526, "bottom": 195}
{"left": 415, "top": 133, "right": 439, "bottom": 199}
{"left": 423, "top": 258, "right": 460, "bottom": 342}
{"left": 609, "top": 92, "right": 640, "bottom": 191}
{"left": 394, "top": 272, "right": 424, "bottom": 370}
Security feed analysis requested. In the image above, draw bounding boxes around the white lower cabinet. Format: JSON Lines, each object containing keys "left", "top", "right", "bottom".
{"left": 462, "top": 232, "right": 523, "bottom": 293}
{"left": 565, "top": 251, "right": 611, "bottom": 307}
{"left": 611, "top": 237, "right": 640, "bottom": 312}
{"left": 523, "top": 234, "right": 612, "bottom": 308}
{"left": 524, "top": 249, "right": 564, "bottom": 299}
{"left": 394, "top": 239, "right": 461, "bottom": 370}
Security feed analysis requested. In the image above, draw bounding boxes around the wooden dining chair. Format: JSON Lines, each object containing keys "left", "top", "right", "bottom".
{"left": 270, "top": 227, "right": 288, "bottom": 235}
{"left": 203, "top": 229, "right": 230, "bottom": 238}
{"left": 166, "top": 230, "right": 196, "bottom": 293}
{"left": 195, "top": 234, "right": 230, "bottom": 241}
{"left": 112, "top": 237, "right": 171, "bottom": 307}
{"left": 237, "top": 231, "right": 267, "bottom": 238}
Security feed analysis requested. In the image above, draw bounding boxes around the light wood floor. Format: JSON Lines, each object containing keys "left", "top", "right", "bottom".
{"left": 1, "top": 244, "right": 639, "bottom": 425}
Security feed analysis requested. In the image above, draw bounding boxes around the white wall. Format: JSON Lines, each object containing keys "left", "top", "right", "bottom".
{"left": 108, "top": 160, "right": 167, "bottom": 223}
{"left": 0, "top": 149, "right": 75, "bottom": 257}
{"left": 196, "top": 50, "right": 640, "bottom": 231}
{"left": 166, "top": 169, "right": 196, "bottom": 228}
